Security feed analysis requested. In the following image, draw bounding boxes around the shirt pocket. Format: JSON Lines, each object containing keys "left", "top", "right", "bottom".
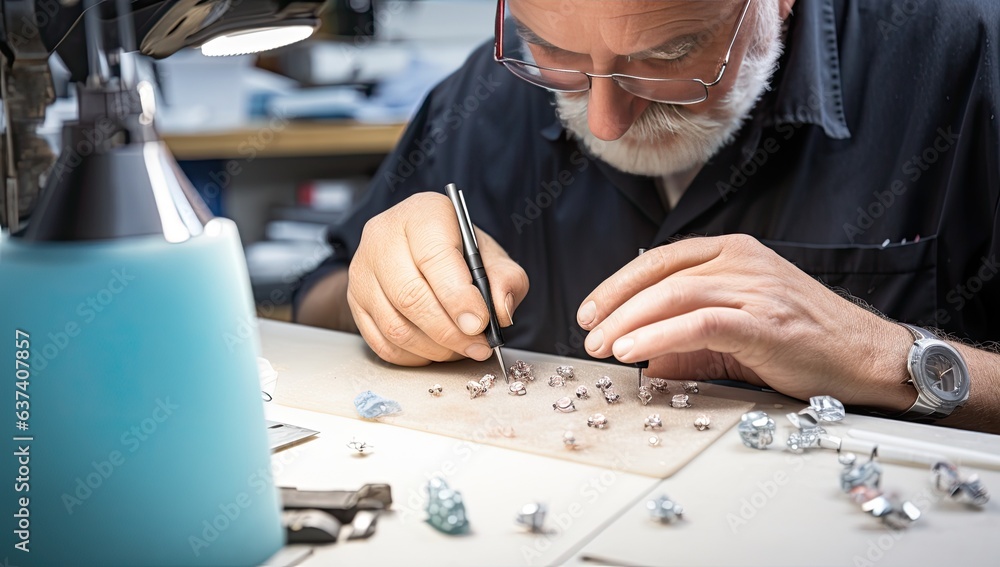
{"left": 761, "top": 237, "right": 938, "bottom": 325}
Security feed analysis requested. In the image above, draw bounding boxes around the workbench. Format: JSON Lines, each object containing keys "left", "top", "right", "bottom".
{"left": 260, "top": 320, "right": 1000, "bottom": 567}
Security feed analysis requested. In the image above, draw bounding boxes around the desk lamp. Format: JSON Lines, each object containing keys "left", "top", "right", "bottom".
{"left": 0, "top": 1, "right": 325, "bottom": 564}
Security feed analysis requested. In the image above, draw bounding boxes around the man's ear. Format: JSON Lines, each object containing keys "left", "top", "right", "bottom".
{"left": 779, "top": 0, "right": 796, "bottom": 19}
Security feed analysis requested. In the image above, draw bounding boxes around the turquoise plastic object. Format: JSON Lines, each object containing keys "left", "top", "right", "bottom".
{"left": 0, "top": 219, "right": 283, "bottom": 566}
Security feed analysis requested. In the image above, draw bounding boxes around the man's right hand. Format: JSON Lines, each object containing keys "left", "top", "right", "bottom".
{"left": 346, "top": 192, "right": 529, "bottom": 366}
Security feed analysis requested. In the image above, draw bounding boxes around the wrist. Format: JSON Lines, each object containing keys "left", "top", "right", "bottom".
{"left": 844, "top": 315, "right": 918, "bottom": 413}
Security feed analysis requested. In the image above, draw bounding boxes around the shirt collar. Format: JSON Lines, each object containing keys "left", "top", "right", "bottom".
{"left": 539, "top": 0, "right": 851, "bottom": 143}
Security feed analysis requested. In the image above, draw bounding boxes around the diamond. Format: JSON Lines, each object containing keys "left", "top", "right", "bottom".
{"left": 587, "top": 413, "right": 608, "bottom": 429}
{"left": 637, "top": 386, "right": 653, "bottom": 406}
{"left": 646, "top": 494, "right": 683, "bottom": 523}
{"left": 693, "top": 415, "right": 711, "bottom": 431}
{"left": 644, "top": 414, "right": 663, "bottom": 430}
{"left": 555, "top": 365, "right": 575, "bottom": 380}
{"left": 515, "top": 502, "right": 548, "bottom": 532}
{"left": 466, "top": 380, "right": 487, "bottom": 399}
{"left": 649, "top": 378, "right": 671, "bottom": 393}
{"left": 807, "top": 395, "right": 845, "bottom": 422}
{"left": 737, "top": 411, "right": 775, "bottom": 449}
{"left": 670, "top": 394, "right": 691, "bottom": 408}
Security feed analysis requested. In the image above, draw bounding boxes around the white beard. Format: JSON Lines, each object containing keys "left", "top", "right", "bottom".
{"left": 554, "top": 1, "right": 785, "bottom": 177}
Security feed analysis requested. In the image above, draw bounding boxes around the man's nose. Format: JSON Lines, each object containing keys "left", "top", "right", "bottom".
{"left": 587, "top": 77, "right": 649, "bottom": 141}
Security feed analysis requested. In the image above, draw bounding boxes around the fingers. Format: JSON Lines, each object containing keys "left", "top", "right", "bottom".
{"left": 577, "top": 237, "right": 725, "bottom": 330}
{"left": 478, "top": 228, "right": 529, "bottom": 327}
{"left": 610, "top": 307, "right": 758, "bottom": 363}
{"left": 584, "top": 276, "right": 738, "bottom": 358}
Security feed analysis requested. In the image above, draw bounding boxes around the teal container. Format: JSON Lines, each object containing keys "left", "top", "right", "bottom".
{"left": 0, "top": 218, "right": 283, "bottom": 566}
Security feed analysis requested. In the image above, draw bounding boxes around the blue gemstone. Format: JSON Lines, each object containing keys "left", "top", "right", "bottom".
{"left": 353, "top": 390, "right": 403, "bottom": 419}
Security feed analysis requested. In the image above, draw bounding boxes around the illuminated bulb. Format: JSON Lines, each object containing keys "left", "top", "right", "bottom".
{"left": 201, "top": 25, "right": 315, "bottom": 57}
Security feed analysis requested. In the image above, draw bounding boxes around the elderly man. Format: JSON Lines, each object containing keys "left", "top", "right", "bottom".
{"left": 295, "top": 0, "right": 1000, "bottom": 433}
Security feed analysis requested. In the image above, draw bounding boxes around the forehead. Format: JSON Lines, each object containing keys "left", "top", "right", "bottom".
{"left": 509, "top": 0, "right": 736, "bottom": 55}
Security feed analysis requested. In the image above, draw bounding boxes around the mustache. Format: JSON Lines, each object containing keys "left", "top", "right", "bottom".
{"left": 556, "top": 96, "right": 718, "bottom": 144}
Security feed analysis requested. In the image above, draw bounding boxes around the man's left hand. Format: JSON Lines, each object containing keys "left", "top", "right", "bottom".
{"left": 578, "top": 234, "right": 917, "bottom": 410}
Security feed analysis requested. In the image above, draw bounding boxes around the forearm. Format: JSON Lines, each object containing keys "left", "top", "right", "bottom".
{"left": 294, "top": 268, "right": 359, "bottom": 333}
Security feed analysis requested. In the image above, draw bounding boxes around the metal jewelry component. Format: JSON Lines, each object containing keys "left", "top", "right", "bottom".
{"left": 861, "top": 494, "right": 921, "bottom": 529}
{"left": 575, "top": 385, "right": 590, "bottom": 399}
{"left": 587, "top": 413, "right": 608, "bottom": 429}
{"left": 466, "top": 380, "right": 487, "bottom": 399}
{"left": 547, "top": 375, "right": 566, "bottom": 387}
{"left": 428, "top": 384, "right": 443, "bottom": 396}
{"left": 508, "top": 381, "right": 527, "bottom": 396}
{"left": 510, "top": 360, "right": 534, "bottom": 382}
{"left": 515, "top": 502, "right": 548, "bottom": 533}
{"left": 649, "top": 378, "right": 671, "bottom": 393}
{"left": 563, "top": 430, "right": 579, "bottom": 449}
{"left": 425, "top": 477, "right": 469, "bottom": 535}
{"left": 681, "top": 381, "right": 699, "bottom": 394}
{"left": 644, "top": 414, "right": 663, "bottom": 430}
{"left": 347, "top": 438, "right": 374, "bottom": 455}
{"left": 354, "top": 390, "right": 403, "bottom": 419}
{"left": 555, "top": 365, "right": 575, "bottom": 380}
{"left": 670, "top": 394, "right": 691, "bottom": 408}
{"left": 647, "top": 435, "right": 661, "bottom": 447}
{"left": 737, "top": 411, "right": 776, "bottom": 449}
{"left": 646, "top": 494, "right": 684, "bottom": 523}
{"left": 595, "top": 376, "right": 614, "bottom": 391}
{"left": 479, "top": 373, "right": 497, "bottom": 390}
{"left": 603, "top": 389, "right": 621, "bottom": 404}
{"left": 637, "top": 386, "right": 653, "bottom": 406}
{"left": 807, "top": 395, "right": 846, "bottom": 422}
{"left": 553, "top": 396, "right": 577, "bottom": 412}
{"left": 693, "top": 415, "right": 711, "bottom": 431}
{"left": 931, "top": 461, "right": 990, "bottom": 506}
{"left": 839, "top": 452, "right": 883, "bottom": 493}
{"left": 785, "top": 411, "right": 826, "bottom": 452}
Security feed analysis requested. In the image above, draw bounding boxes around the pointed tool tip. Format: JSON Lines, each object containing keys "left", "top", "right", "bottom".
{"left": 495, "top": 347, "right": 508, "bottom": 383}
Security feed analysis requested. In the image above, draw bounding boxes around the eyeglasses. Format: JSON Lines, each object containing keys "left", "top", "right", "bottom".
{"left": 493, "top": 0, "right": 755, "bottom": 105}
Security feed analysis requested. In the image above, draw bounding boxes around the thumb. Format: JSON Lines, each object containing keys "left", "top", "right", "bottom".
{"left": 477, "top": 227, "right": 529, "bottom": 327}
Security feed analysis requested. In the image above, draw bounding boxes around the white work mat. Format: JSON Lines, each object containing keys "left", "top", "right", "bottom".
{"left": 272, "top": 343, "right": 753, "bottom": 478}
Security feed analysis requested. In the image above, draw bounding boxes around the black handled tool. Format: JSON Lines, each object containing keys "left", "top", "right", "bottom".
{"left": 445, "top": 183, "right": 509, "bottom": 382}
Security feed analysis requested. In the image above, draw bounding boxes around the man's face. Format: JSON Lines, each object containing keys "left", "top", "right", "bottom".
{"left": 508, "top": 0, "right": 784, "bottom": 177}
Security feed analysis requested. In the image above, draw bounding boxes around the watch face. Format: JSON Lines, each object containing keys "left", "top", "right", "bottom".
{"left": 913, "top": 343, "right": 970, "bottom": 404}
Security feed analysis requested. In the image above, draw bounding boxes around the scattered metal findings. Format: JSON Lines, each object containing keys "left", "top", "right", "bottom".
{"left": 587, "top": 413, "right": 608, "bottom": 429}
{"left": 737, "top": 411, "right": 775, "bottom": 449}
{"left": 807, "top": 395, "right": 846, "bottom": 422}
{"left": 466, "top": 380, "right": 487, "bottom": 399}
{"left": 555, "top": 365, "right": 575, "bottom": 380}
{"left": 644, "top": 414, "right": 663, "bottom": 430}
{"left": 553, "top": 396, "right": 577, "bottom": 413}
{"left": 693, "top": 415, "right": 711, "bottom": 431}
{"left": 575, "top": 385, "right": 590, "bottom": 399}
{"left": 548, "top": 375, "right": 566, "bottom": 387}
{"left": 515, "top": 502, "right": 548, "bottom": 533}
{"left": 603, "top": 389, "right": 621, "bottom": 404}
{"left": 510, "top": 360, "right": 534, "bottom": 382}
{"left": 479, "top": 374, "right": 497, "bottom": 390}
{"left": 563, "top": 431, "right": 579, "bottom": 449}
{"left": 647, "top": 435, "right": 661, "bottom": 447}
{"left": 508, "top": 381, "right": 527, "bottom": 396}
{"left": 680, "top": 381, "right": 699, "bottom": 394}
{"left": 646, "top": 495, "right": 684, "bottom": 523}
{"left": 637, "top": 386, "right": 653, "bottom": 406}
{"left": 347, "top": 438, "right": 374, "bottom": 455}
{"left": 670, "top": 394, "right": 691, "bottom": 408}
{"left": 649, "top": 378, "right": 671, "bottom": 393}
{"left": 931, "top": 461, "right": 990, "bottom": 506}
{"left": 595, "top": 376, "right": 613, "bottom": 391}
{"left": 428, "top": 384, "right": 443, "bottom": 396}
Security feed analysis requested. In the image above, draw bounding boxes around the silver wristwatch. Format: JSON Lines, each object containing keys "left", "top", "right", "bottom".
{"left": 898, "top": 323, "right": 970, "bottom": 421}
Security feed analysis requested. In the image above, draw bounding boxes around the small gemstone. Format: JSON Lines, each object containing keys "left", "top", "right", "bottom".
{"left": 510, "top": 360, "right": 534, "bottom": 382}
{"left": 737, "top": 411, "right": 775, "bottom": 449}
{"left": 637, "top": 386, "right": 653, "bottom": 406}
{"left": 553, "top": 396, "right": 576, "bottom": 412}
{"left": 644, "top": 414, "right": 663, "bottom": 430}
{"left": 693, "top": 415, "right": 711, "bottom": 431}
{"left": 595, "top": 376, "right": 614, "bottom": 390}
{"left": 466, "top": 380, "right": 487, "bottom": 399}
{"left": 563, "top": 430, "right": 578, "bottom": 448}
{"left": 479, "top": 374, "right": 497, "bottom": 390}
{"left": 555, "top": 365, "right": 575, "bottom": 380}
{"left": 426, "top": 477, "right": 469, "bottom": 534}
{"left": 808, "top": 395, "right": 846, "bottom": 422}
{"left": 646, "top": 494, "right": 683, "bottom": 523}
{"left": 587, "top": 413, "right": 608, "bottom": 429}
{"left": 354, "top": 390, "right": 403, "bottom": 419}
{"left": 508, "top": 381, "right": 527, "bottom": 396}
{"left": 515, "top": 502, "right": 548, "bottom": 532}
{"left": 670, "top": 394, "right": 691, "bottom": 408}
{"left": 575, "top": 385, "right": 589, "bottom": 399}
{"left": 603, "top": 389, "right": 621, "bottom": 404}
{"left": 649, "top": 378, "right": 671, "bottom": 393}
{"left": 548, "top": 375, "right": 566, "bottom": 387}
{"left": 681, "top": 381, "right": 699, "bottom": 394}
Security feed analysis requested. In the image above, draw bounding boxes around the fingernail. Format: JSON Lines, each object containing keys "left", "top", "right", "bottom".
{"left": 578, "top": 301, "right": 597, "bottom": 327}
{"left": 613, "top": 337, "right": 634, "bottom": 359}
{"left": 504, "top": 293, "right": 514, "bottom": 326}
{"left": 585, "top": 328, "right": 604, "bottom": 353}
{"left": 466, "top": 343, "right": 492, "bottom": 361}
{"left": 458, "top": 312, "right": 483, "bottom": 335}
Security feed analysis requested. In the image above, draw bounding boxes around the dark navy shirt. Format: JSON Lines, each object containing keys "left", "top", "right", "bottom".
{"left": 295, "top": 0, "right": 1000, "bottom": 360}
